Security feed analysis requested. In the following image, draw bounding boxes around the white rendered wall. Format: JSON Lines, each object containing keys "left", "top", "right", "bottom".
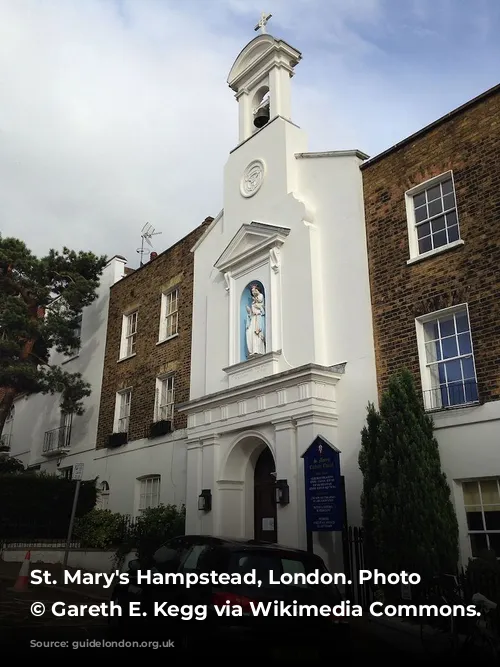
{"left": 433, "top": 402, "right": 500, "bottom": 564}
{"left": 7, "top": 257, "right": 126, "bottom": 472}
{"left": 189, "top": 120, "right": 377, "bottom": 527}
{"left": 87, "top": 430, "right": 187, "bottom": 517}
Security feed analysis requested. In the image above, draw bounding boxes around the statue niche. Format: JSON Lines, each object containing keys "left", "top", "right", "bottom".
{"left": 241, "top": 282, "right": 266, "bottom": 360}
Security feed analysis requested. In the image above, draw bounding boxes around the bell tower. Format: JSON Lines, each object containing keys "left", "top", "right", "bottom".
{"left": 227, "top": 14, "right": 302, "bottom": 144}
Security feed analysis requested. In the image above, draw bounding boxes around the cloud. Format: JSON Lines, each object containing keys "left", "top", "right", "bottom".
{"left": 0, "top": 0, "right": 498, "bottom": 264}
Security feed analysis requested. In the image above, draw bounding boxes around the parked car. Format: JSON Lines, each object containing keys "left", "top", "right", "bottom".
{"left": 110, "top": 535, "right": 350, "bottom": 658}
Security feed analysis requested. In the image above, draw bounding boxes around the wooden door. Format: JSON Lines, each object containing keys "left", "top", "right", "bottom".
{"left": 254, "top": 447, "right": 277, "bottom": 542}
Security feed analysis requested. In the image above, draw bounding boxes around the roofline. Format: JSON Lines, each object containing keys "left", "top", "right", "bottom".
{"left": 361, "top": 82, "right": 500, "bottom": 170}
{"left": 110, "top": 217, "right": 213, "bottom": 288}
{"left": 191, "top": 209, "right": 223, "bottom": 253}
{"left": 227, "top": 34, "right": 302, "bottom": 90}
{"left": 295, "top": 149, "right": 369, "bottom": 161}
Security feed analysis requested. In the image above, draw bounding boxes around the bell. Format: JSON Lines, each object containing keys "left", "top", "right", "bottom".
{"left": 254, "top": 104, "right": 270, "bottom": 128}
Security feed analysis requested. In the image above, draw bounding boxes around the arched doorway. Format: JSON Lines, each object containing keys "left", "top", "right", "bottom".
{"left": 254, "top": 447, "right": 277, "bottom": 542}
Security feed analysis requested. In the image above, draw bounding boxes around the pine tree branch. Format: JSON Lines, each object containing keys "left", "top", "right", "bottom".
{"left": 28, "top": 352, "right": 51, "bottom": 367}
{"left": 2, "top": 274, "right": 36, "bottom": 308}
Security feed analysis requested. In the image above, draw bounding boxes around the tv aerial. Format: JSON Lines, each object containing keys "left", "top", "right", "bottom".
{"left": 137, "top": 223, "right": 162, "bottom": 267}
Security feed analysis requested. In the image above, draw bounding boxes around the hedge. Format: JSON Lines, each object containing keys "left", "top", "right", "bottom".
{"left": 0, "top": 472, "right": 97, "bottom": 539}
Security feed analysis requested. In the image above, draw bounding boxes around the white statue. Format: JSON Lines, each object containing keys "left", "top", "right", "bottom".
{"left": 245, "top": 284, "right": 266, "bottom": 357}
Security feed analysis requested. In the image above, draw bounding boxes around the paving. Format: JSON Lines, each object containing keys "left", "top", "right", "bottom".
{"left": 0, "top": 578, "right": 420, "bottom": 657}
{"left": 0, "top": 578, "right": 108, "bottom": 649}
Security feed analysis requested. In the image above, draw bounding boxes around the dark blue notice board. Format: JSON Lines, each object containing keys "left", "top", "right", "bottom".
{"left": 302, "top": 436, "right": 343, "bottom": 532}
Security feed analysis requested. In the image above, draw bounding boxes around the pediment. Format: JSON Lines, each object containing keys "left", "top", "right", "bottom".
{"left": 227, "top": 35, "right": 301, "bottom": 92}
{"left": 227, "top": 35, "right": 276, "bottom": 89}
{"left": 214, "top": 222, "right": 290, "bottom": 273}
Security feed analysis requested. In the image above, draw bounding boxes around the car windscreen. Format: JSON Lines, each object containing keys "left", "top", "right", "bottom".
{"left": 226, "top": 550, "right": 339, "bottom": 593}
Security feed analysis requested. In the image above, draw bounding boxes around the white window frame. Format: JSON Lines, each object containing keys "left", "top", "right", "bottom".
{"left": 415, "top": 303, "right": 479, "bottom": 412}
{"left": 114, "top": 388, "right": 132, "bottom": 434}
{"left": 137, "top": 475, "right": 161, "bottom": 513}
{"left": 59, "top": 466, "right": 73, "bottom": 480}
{"left": 462, "top": 478, "right": 500, "bottom": 558}
{"left": 154, "top": 374, "right": 175, "bottom": 423}
{"left": 158, "top": 289, "right": 179, "bottom": 343}
{"left": 99, "top": 481, "right": 110, "bottom": 509}
{"left": 119, "top": 311, "right": 138, "bottom": 360}
{"left": 58, "top": 410, "right": 72, "bottom": 448}
{"left": 405, "top": 171, "right": 464, "bottom": 264}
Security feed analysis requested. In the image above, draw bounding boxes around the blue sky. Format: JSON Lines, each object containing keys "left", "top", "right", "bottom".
{"left": 0, "top": 0, "right": 498, "bottom": 261}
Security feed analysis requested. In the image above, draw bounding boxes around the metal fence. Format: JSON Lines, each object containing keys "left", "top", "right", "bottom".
{"left": 343, "top": 524, "right": 500, "bottom": 630}
{"left": 343, "top": 525, "right": 374, "bottom": 608}
{"left": 0, "top": 522, "right": 80, "bottom": 549}
{"left": 417, "top": 570, "right": 500, "bottom": 632}
{"left": 0, "top": 515, "right": 140, "bottom": 550}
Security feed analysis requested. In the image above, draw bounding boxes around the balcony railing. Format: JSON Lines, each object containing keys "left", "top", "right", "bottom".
{"left": 0, "top": 433, "right": 11, "bottom": 452}
{"left": 423, "top": 379, "right": 479, "bottom": 412}
{"left": 43, "top": 425, "right": 71, "bottom": 456}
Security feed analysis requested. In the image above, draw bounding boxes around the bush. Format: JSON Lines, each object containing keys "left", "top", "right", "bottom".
{"left": 133, "top": 504, "right": 186, "bottom": 564}
{"left": 0, "top": 456, "right": 25, "bottom": 474}
{"left": 73, "top": 508, "right": 128, "bottom": 549}
{"left": 0, "top": 471, "right": 97, "bottom": 539}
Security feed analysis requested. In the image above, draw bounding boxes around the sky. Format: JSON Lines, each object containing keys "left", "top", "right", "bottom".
{"left": 0, "top": 0, "right": 498, "bottom": 266}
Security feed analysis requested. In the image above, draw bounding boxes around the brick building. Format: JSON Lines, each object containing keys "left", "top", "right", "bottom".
{"left": 361, "top": 83, "right": 500, "bottom": 563}
{"left": 91, "top": 218, "right": 212, "bottom": 515}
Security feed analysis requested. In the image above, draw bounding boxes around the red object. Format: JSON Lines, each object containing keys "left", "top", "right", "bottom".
{"left": 211, "top": 591, "right": 256, "bottom": 612}
{"left": 150, "top": 252, "right": 158, "bottom": 261}
{"left": 12, "top": 551, "right": 31, "bottom": 592}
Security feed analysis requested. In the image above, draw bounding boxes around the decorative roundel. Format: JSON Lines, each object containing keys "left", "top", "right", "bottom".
{"left": 240, "top": 159, "right": 265, "bottom": 198}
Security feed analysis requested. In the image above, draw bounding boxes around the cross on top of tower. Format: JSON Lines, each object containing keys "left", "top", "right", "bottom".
{"left": 254, "top": 12, "right": 272, "bottom": 34}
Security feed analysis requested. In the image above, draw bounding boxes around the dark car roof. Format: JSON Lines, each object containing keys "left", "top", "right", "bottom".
{"left": 182, "top": 535, "right": 319, "bottom": 557}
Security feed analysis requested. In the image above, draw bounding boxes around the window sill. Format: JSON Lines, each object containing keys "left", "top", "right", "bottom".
{"left": 157, "top": 333, "right": 179, "bottom": 346}
{"left": 407, "top": 239, "right": 464, "bottom": 265}
{"left": 424, "top": 400, "right": 480, "bottom": 414}
{"left": 117, "top": 353, "right": 136, "bottom": 363}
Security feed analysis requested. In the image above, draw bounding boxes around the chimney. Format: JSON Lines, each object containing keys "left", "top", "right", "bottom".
{"left": 150, "top": 252, "right": 158, "bottom": 261}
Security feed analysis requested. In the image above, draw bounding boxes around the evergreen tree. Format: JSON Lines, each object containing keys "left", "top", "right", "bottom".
{"left": 358, "top": 368, "right": 459, "bottom": 580}
{"left": 358, "top": 402, "right": 382, "bottom": 570}
{"left": 0, "top": 235, "right": 107, "bottom": 435}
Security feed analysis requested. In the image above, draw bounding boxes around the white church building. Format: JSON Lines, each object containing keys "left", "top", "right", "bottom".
{"left": 179, "top": 23, "right": 378, "bottom": 570}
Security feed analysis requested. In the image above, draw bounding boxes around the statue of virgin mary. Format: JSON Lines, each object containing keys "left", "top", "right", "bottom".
{"left": 245, "top": 284, "right": 266, "bottom": 357}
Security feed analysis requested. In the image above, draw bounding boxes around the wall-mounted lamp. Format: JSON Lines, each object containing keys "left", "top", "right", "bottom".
{"left": 198, "top": 489, "right": 212, "bottom": 512}
{"left": 275, "top": 479, "right": 289, "bottom": 506}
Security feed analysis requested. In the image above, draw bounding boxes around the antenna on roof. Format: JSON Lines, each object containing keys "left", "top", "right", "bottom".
{"left": 137, "top": 223, "right": 162, "bottom": 267}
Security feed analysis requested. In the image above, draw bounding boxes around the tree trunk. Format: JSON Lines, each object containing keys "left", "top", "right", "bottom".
{"left": 0, "top": 387, "right": 16, "bottom": 436}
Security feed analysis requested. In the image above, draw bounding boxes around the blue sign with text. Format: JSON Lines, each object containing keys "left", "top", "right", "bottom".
{"left": 302, "top": 436, "right": 343, "bottom": 532}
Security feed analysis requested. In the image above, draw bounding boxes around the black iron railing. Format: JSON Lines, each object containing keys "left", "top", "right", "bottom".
{"left": 422, "top": 379, "right": 479, "bottom": 412}
{"left": 43, "top": 425, "right": 71, "bottom": 454}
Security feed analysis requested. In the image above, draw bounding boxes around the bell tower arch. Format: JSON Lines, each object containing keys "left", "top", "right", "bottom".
{"left": 227, "top": 26, "right": 302, "bottom": 144}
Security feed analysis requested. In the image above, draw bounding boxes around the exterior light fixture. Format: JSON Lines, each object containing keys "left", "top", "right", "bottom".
{"left": 198, "top": 489, "right": 212, "bottom": 512}
{"left": 275, "top": 479, "right": 289, "bottom": 506}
